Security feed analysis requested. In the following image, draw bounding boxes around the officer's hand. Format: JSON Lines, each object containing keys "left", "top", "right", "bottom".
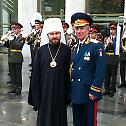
{"left": 89, "top": 93, "right": 97, "bottom": 100}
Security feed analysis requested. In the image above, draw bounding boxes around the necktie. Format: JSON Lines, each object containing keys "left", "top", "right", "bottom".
{"left": 112, "top": 37, "right": 114, "bottom": 42}
{"left": 112, "top": 36, "right": 115, "bottom": 42}
{"left": 79, "top": 43, "right": 82, "bottom": 50}
{"left": 77, "top": 43, "right": 82, "bottom": 53}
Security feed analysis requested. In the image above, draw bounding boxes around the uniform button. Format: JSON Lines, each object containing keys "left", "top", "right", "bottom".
{"left": 78, "top": 67, "right": 81, "bottom": 70}
{"left": 72, "top": 68, "right": 73, "bottom": 71}
{"left": 78, "top": 78, "right": 81, "bottom": 81}
{"left": 71, "top": 79, "right": 73, "bottom": 81}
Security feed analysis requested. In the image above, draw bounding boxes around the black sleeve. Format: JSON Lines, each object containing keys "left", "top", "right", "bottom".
{"left": 28, "top": 49, "right": 41, "bottom": 109}
{"left": 65, "top": 46, "right": 71, "bottom": 105}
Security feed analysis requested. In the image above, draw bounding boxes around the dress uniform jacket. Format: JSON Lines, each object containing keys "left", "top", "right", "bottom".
{"left": 105, "top": 36, "right": 119, "bottom": 65}
{"left": 71, "top": 40, "right": 106, "bottom": 104}
{"left": 119, "top": 39, "right": 126, "bottom": 86}
{"left": 120, "top": 48, "right": 126, "bottom": 60}
{"left": 120, "top": 38, "right": 126, "bottom": 61}
{"left": 27, "top": 30, "right": 41, "bottom": 68}
{"left": 8, "top": 35, "right": 24, "bottom": 63}
{"left": 4, "top": 35, "right": 24, "bottom": 93}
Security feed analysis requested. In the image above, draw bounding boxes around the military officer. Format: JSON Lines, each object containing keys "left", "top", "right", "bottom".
{"left": 71, "top": 12, "right": 106, "bottom": 126}
{"left": 103, "top": 21, "right": 119, "bottom": 97}
{"left": 7, "top": 22, "right": 25, "bottom": 95}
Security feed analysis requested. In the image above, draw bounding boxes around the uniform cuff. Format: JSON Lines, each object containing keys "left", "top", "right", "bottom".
{"left": 90, "top": 85, "right": 102, "bottom": 101}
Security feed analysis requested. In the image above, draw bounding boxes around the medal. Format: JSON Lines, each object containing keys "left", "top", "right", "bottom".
{"left": 50, "top": 60, "right": 57, "bottom": 68}
{"left": 48, "top": 43, "right": 61, "bottom": 68}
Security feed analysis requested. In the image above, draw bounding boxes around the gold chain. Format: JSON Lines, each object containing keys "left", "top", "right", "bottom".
{"left": 48, "top": 43, "right": 61, "bottom": 61}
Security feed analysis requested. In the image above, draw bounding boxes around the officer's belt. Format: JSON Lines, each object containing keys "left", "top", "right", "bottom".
{"left": 106, "top": 52, "right": 114, "bottom": 55}
{"left": 10, "top": 49, "right": 22, "bottom": 52}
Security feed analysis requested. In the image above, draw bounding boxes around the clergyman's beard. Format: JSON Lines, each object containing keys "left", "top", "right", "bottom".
{"left": 49, "top": 39, "right": 60, "bottom": 45}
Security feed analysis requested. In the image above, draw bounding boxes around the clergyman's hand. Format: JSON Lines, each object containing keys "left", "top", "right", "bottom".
{"left": 33, "top": 106, "right": 39, "bottom": 111}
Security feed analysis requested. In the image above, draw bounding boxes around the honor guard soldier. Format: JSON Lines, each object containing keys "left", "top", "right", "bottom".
{"left": 89, "top": 24, "right": 103, "bottom": 42}
{"left": 0, "top": 23, "right": 16, "bottom": 84}
{"left": 27, "top": 19, "right": 43, "bottom": 70}
{"left": 62, "top": 21, "right": 77, "bottom": 48}
{"left": 103, "top": 21, "right": 119, "bottom": 97}
{"left": 118, "top": 22, "right": 126, "bottom": 88}
{"left": 71, "top": 12, "right": 106, "bottom": 126}
{"left": 62, "top": 21, "right": 71, "bottom": 46}
{"left": 62, "top": 21, "right": 69, "bottom": 33}
{"left": 6, "top": 22, "right": 25, "bottom": 95}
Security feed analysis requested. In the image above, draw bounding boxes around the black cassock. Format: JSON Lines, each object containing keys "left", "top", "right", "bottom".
{"left": 28, "top": 43, "right": 71, "bottom": 126}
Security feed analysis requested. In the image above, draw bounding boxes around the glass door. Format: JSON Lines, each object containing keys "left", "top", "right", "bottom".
{"left": 0, "top": 0, "right": 18, "bottom": 35}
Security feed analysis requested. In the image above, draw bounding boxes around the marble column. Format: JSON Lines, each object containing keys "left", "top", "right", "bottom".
{"left": 65, "top": 0, "right": 86, "bottom": 33}
{"left": 124, "top": 0, "right": 126, "bottom": 23}
{"left": 18, "top": 0, "right": 37, "bottom": 33}
{"left": 18, "top": 0, "right": 37, "bottom": 57}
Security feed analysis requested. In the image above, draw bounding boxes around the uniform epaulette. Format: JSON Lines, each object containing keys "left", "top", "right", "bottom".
{"left": 90, "top": 39, "right": 99, "bottom": 44}
{"left": 90, "top": 85, "right": 102, "bottom": 93}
